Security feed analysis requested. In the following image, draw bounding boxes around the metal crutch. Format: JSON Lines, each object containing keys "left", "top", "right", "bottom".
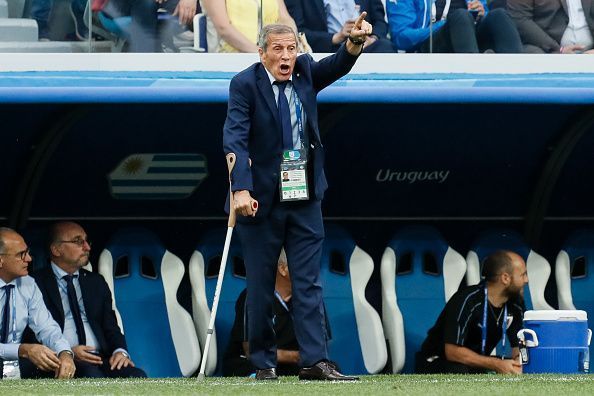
{"left": 197, "top": 153, "right": 257, "bottom": 379}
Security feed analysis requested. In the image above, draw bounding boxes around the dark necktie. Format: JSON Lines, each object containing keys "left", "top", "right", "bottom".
{"left": 0, "top": 285, "right": 14, "bottom": 344}
{"left": 1, "top": 284, "right": 14, "bottom": 378}
{"left": 274, "top": 81, "right": 294, "bottom": 150}
{"left": 63, "top": 275, "right": 86, "bottom": 345}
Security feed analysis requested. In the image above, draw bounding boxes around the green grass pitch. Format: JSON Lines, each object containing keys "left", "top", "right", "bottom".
{"left": 1, "top": 375, "right": 593, "bottom": 395}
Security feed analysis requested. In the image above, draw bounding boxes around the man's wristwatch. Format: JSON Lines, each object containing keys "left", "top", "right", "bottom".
{"left": 348, "top": 35, "right": 366, "bottom": 45}
{"left": 59, "top": 350, "right": 74, "bottom": 359}
{"left": 118, "top": 351, "right": 130, "bottom": 359}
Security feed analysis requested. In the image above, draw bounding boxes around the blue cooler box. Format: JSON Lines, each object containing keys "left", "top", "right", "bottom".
{"left": 518, "top": 310, "right": 591, "bottom": 374}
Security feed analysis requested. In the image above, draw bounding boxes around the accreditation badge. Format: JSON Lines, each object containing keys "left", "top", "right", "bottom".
{"left": 3, "top": 360, "right": 20, "bottom": 379}
{"left": 279, "top": 149, "right": 309, "bottom": 202}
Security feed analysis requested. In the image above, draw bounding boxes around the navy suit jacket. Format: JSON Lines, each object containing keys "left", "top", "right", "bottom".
{"left": 285, "top": 0, "right": 389, "bottom": 53}
{"left": 223, "top": 44, "right": 358, "bottom": 221}
{"left": 24, "top": 266, "right": 126, "bottom": 356}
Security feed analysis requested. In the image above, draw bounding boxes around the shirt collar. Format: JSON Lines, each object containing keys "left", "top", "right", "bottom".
{"left": 0, "top": 278, "right": 17, "bottom": 288}
{"left": 51, "top": 262, "right": 79, "bottom": 280}
{"left": 264, "top": 67, "right": 292, "bottom": 87}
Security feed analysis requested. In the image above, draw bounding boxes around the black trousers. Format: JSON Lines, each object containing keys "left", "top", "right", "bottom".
{"left": 420, "top": 8, "right": 522, "bottom": 53}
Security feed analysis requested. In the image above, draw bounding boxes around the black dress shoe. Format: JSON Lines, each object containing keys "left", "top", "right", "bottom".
{"left": 255, "top": 368, "right": 278, "bottom": 380}
{"left": 299, "top": 361, "right": 359, "bottom": 381}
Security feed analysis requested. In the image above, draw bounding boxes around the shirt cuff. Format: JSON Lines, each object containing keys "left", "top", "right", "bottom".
{"left": 112, "top": 348, "right": 128, "bottom": 357}
{"left": 1, "top": 343, "right": 20, "bottom": 360}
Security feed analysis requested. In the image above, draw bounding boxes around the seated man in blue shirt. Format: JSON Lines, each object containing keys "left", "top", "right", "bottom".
{"left": 387, "top": 0, "right": 522, "bottom": 53}
{"left": 0, "top": 227, "right": 75, "bottom": 379}
{"left": 22, "top": 222, "right": 146, "bottom": 378}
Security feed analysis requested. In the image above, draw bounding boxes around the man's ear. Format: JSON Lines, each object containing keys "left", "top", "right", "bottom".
{"left": 50, "top": 243, "right": 60, "bottom": 257}
{"left": 501, "top": 272, "right": 511, "bottom": 286}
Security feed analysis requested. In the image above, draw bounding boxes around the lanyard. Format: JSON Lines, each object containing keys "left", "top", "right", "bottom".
{"left": 274, "top": 291, "right": 290, "bottom": 312}
{"left": 481, "top": 286, "right": 507, "bottom": 355}
{"left": 291, "top": 87, "right": 305, "bottom": 150}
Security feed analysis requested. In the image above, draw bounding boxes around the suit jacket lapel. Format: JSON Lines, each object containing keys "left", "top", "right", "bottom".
{"left": 78, "top": 271, "right": 93, "bottom": 321}
{"left": 583, "top": 0, "right": 592, "bottom": 22}
{"left": 256, "top": 65, "right": 280, "bottom": 126}
{"left": 43, "top": 268, "right": 65, "bottom": 326}
{"left": 561, "top": 0, "right": 568, "bottom": 15}
{"left": 314, "top": 0, "right": 325, "bottom": 17}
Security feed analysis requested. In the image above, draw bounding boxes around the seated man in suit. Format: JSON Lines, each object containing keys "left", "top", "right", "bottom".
{"left": 22, "top": 222, "right": 146, "bottom": 378}
{"left": 223, "top": 249, "right": 300, "bottom": 376}
{"left": 285, "top": 0, "right": 395, "bottom": 52}
{"left": 508, "top": 0, "right": 594, "bottom": 53}
{"left": 0, "top": 227, "right": 75, "bottom": 379}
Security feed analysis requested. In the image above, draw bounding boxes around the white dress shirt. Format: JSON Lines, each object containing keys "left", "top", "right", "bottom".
{"left": 561, "top": 0, "right": 594, "bottom": 50}
{"left": 0, "top": 276, "right": 71, "bottom": 360}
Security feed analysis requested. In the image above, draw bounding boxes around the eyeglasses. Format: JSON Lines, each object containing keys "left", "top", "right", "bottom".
{"left": 57, "top": 238, "right": 92, "bottom": 247}
{"left": 0, "top": 248, "right": 31, "bottom": 261}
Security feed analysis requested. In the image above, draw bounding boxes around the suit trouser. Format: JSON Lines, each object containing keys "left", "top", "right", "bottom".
{"left": 236, "top": 199, "right": 328, "bottom": 369}
{"left": 420, "top": 8, "right": 522, "bottom": 53}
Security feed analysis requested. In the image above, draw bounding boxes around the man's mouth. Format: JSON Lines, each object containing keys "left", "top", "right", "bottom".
{"left": 280, "top": 64, "right": 290, "bottom": 73}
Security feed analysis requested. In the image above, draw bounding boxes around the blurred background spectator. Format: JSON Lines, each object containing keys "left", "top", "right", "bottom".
{"left": 386, "top": 0, "right": 522, "bottom": 53}
{"left": 285, "top": 0, "right": 395, "bottom": 52}
{"left": 508, "top": 0, "right": 594, "bottom": 54}
{"left": 200, "top": 0, "right": 297, "bottom": 52}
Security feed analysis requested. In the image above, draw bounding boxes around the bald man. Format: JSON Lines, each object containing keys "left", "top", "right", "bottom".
{"left": 416, "top": 250, "right": 527, "bottom": 374}
{"left": 0, "top": 227, "right": 75, "bottom": 379}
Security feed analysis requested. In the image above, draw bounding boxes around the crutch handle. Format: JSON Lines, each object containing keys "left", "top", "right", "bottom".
{"left": 226, "top": 154, "right": 259, "bottom": 223}
{"left": 226, "top": 153, "right": 237, "bottom": 227}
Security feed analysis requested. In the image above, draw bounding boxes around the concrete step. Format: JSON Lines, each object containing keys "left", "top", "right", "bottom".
{"left": 0, "top": 40, "right": 115, "bottom": 52}
{"left": 0, "top": 0, "right": 8, "bottom": 18}
{"left": 0, "top": 41, "right": 72, "bottom": 52}
{"left": 0, "top": 18, "right": 38, "bottom": 42}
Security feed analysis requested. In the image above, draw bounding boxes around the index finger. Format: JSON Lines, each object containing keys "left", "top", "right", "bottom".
{"left": 354, "top": 11, "right": 367, "bottom": 29}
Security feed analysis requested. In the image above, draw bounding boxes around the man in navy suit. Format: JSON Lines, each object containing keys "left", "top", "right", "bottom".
{"left": 223, "top": 15, "right": 371, "bottom": 381}
{"left": 22, "top": 222, "right": 146, "bottom": 378}
{"left": 285, "top": 0, "right": 394, "bottom": 52}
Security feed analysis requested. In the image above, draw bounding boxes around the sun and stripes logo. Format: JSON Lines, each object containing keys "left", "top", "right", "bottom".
{"left": 108, "top": 153, "right": 208, "bottom": 199}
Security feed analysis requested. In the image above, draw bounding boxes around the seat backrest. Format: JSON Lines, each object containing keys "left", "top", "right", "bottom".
{"left": 556, "top": 230, "right": 594, "bottom": 313}
{"left": 381, "top": 225, "right": 466, "bottom": 373}
{"left": 192, "top": 13, "right": 207, "bottom": 52}
{"left": 556, "top": 230, "right": 594, "bottom": 358}
{"left": 98, "top": 227, "right": 200, "bottom": 377}
{"left": 320, "top": 225, "right": 387, "bottom": 375}
{"left": 466, "top": 229, "right": 553, "bottom": 310}
{"left": 191, "top": 228, "right": 246, "bottom": 376}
